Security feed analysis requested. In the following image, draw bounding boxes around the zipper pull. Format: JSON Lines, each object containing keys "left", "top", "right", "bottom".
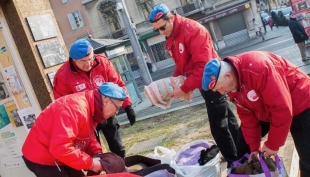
{"left": 54, "top": 160, "right": 61, "bottom": 171}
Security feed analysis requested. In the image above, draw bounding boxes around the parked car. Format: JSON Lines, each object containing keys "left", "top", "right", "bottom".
{"left": 260, "top": 12, "right": 270, "bottom": 25}
{"left": 281, "top": 6, "right": 293, "bottom": 20}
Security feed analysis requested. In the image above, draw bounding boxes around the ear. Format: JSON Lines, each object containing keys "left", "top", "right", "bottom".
{"left": 102, "top": 96, "right": 109, "bottom": 106}
{"left": 170, "top": 15, "right": 175, "bottom": 22}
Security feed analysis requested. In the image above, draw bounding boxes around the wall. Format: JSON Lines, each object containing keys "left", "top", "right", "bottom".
{"left": 2, "top": 0, "right": 65, "bottom": 109}
{"left": 50, "top": 0, "right": 93, "bottom": 49}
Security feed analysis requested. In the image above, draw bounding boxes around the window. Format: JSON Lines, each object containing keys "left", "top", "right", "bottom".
{"left": 62, "top": 0, "right": 71, "bottom": 3}
{"left": 136, "top": 0, "right": 154, "bottom": 20}
{"left": 126, "top": 52, "right": 139, "bottom": 71}
{"left": 68, "top": 10, "right": 84, "bottom": 30}
{"left": 180, "top": 0, "right": 192, "bottom": 5}
{"left": 150, "top": 41, "right": 170, "bottom": 62}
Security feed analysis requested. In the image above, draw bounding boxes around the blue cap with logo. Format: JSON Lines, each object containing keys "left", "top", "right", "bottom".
{"left": 69, "top": 39, "right": 91, "bottom": 60}
{"left": 99, "top": 82, "right": 126, "bottom": 101}
{"left": 148, "top": 3, "right": 170, "bottom": 23}
{"left": 202, "top": 59, "right": 221, "bottom": 91}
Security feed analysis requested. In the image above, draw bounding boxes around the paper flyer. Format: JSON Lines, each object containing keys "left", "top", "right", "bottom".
{"left": 0, "top": 124, "right": 25, "bottom": 168}
{"left": 3, "top": 66, "right": 22, "bottom": 94}
{"left": 4, "top": 100, "right": 23, "bottom": 128}
{"left": 17, "top": 107, "right": 36, "bottom": 132}
{"left": 0, "top": 104, "right": 10, "bottom": 129}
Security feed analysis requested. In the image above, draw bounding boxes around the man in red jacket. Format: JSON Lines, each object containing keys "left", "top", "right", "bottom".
{"left": 148, "top": 4, "right": 239, "bottom": 166}
{"left": 53, "top": 39, "right": 136, "bottom": 158}
{"left": 202, "top": 51, "right": 310, "bottom": 176}
{"left": 22, "top": 82, "right": 127, "bottom": 177}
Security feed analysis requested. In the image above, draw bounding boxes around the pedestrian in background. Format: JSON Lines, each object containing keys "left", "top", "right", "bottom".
{"left": 202, "top": 51, "right": 310, "bottom": 177}
{"left": 22, "top": 83, "right": 127, "bottom": 177}
{"left": 267, "top": 17, "right": 274, "bottom": 30}
{"left": 53, "top": 39, "right": 137, "bottom": 158}
{"left": 148, "top": 3, "right": 240, "bottom": 167}
{"left": 288, "top": 10, "right": 310, "bottom": 61}
{"left": 252, "top": 18, "right": 259, "bottom": 36}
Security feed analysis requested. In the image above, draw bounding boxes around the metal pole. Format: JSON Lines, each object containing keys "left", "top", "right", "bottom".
{"left": 116, "top": 0, "right": 152, "bottom": 85}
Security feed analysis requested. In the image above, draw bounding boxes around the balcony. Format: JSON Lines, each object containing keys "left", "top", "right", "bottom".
{"left": 100, "top": 28, "right": 127, "bottom": 39}
{"left": 175, "top": 1, "right": 204, "bottom": 16}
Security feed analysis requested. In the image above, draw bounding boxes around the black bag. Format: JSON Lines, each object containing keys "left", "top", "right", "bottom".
{"left": 125, "top": 155, "right": 175, "bottom": 176}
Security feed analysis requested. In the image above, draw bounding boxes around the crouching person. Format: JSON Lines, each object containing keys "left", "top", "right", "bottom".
{"left": 202, "top": 51, "right": 310, "bottom": 177}
{"left": 22, "top": 82, "right": 127, "bottom": 177}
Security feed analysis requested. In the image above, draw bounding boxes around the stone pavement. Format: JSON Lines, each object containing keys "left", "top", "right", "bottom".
{"left": 118, "top": 26, "right": 303, "bottom": 176}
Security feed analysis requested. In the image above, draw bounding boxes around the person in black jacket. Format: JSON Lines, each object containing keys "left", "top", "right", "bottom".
{"left": 288, "top": 10, "right": 310, "bottom": 61}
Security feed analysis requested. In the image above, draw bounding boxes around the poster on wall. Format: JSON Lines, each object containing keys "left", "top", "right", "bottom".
{"left": 37, "top": 40, "right": 66, "bottom": 68}
{"left": 17, "top": 107, "right": 36, "bottom": 132}
{"left": 26, "top": 14, "right": 57, "bottom": 41}
{"left": 4, "top": 100, "right": 23, "bottom": 128}
{"left": 291, "top": 0, "right": 310, "bottom": 38}
{"left": 3, "top": 65, "right": 23, "bottom": 94}
{"left": 0, "top": 71, "right": 10, "bottom": 101}
{"left": 0, "top": 125, "right": 25, "bottom": 168}
{"left": 0, "top": 105, "right": 10, "bottom": 129}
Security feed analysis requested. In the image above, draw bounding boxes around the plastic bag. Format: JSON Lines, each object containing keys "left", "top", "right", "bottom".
{"left": 147, "top": 146, "right": 176, "bottom": 164}
{"left": 170, "top": 140, "right": 221, "bottom": 177}
{"left": 227, "top": 153, "right": 288, "bottom": 177}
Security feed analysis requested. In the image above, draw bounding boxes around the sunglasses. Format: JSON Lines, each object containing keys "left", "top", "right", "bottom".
{"left": 153, "top": 21, "right": 168, "bottom": 32}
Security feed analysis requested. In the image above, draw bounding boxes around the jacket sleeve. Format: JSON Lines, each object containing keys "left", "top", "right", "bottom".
{"left": 49, "top": 106, "right": 101, "bottom": 170}
{"left": 103, "top": 56, "right": 132, "bottom": 108}
{"left": 255, "top": 54, "right": 293, "bottom": 151}
{"left": 53, "top": 69, "right": 73, "bottom": 99}
{"left": 180, "top": 26, "right": 220, "bottom": 93}
{"left": 258, "top": 55, "right": 293, "bottom": 151}
{"left": 290, "top": 21, "right": 304, "bottom": 38}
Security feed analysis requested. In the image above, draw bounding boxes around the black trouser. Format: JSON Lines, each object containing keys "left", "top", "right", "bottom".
{"left": 237, "top": 108, "right": 310, "bottom": 177}
{"left": 22, "top": 156, "right": 85, "bottom": 177}
{"left": 95, "top": 115, "right": 126, "bottom": 158}
{"left": 236, "top": 121, "right": 270, "bottom": 159}
{"left": 200, "top": 90, "right": 239, "bottom": 166}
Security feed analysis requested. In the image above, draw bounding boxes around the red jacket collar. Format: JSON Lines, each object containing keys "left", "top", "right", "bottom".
{"left": 167, "top": 14, "right": 183, "bottom": 40}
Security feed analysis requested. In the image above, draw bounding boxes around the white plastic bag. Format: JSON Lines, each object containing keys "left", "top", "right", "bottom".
{"left": 170, "top": 140, "right": 221, "bottom": 177}
{"left": 147, "top": 146, "right": 176, "bottom": 164}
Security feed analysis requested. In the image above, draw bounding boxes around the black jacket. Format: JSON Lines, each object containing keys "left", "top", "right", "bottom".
{"left": 288, "top": 18, "right": 309, "bottom": 43}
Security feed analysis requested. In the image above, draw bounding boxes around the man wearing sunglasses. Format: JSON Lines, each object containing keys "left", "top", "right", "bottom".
{"left": 148, "top": 4, "right": 240, "bottom": 167}
{"left": 53, "top": 39, "right": 136, "bottom": 159}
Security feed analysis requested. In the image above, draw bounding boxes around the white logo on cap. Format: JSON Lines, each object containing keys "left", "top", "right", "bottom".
{"left": 247, "top": 90, "right": 259, "bottom": 102}
{"left": 179, "top": 43, "right": 184, "bottom": 54}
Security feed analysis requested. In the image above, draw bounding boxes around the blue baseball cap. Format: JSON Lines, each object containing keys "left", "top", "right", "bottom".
{"left": 148, "top": 3, "right": 170, "bottom": 23}
{"left": 290, "top": 11, "right": 295, "bottom": 15}
{"left": 99, "top": 82, "right": 126, "bottom": 101}
{"left": 69, "top": 39, "right": 92, "bottom": 60}
{"left": 202, "top": 59, "right": 221, "bottom": 91}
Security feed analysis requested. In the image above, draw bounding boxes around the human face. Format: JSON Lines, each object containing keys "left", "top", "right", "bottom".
{"left": 74, "top": 48, "right": 94, "bottom": 72}
{"left": 152, "top": 18, "right": 174, "bottom": 37}
{"left": 102, "top": 97, "right": 123, "bottom": 119}
{"left": 290, "top": 13, "right": 296, "bottom": 19}
{"left": 211, "top": 74, "right": 237, "bottom": 95}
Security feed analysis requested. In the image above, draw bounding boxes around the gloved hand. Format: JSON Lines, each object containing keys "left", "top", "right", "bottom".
{"left": 125, "top": 106, "right": 136, "bottom": 126}
{"left": 90, "top": 157, "right": 102, "bottom": 173}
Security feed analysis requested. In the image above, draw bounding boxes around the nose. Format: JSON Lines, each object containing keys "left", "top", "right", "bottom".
{"left": 159, "top": 30, "right": 165, "bottom": 35}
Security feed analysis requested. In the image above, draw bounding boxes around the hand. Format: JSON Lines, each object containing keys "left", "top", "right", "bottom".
{"left": 125, "top": 106, "right": 136, "bottom": 126}
{"left": 168, "top": 84, "right": 185, "bottom": 99}
{"left": 248, "top": 151, "right": 259, "bottom": 162}
{"left": 262, "top": 144, "right": 278, "bottom": 157}
{"left": 90, "top": 157, "right": 102, "bottom": 172}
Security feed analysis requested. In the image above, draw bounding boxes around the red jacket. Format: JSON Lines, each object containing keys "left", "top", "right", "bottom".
{"left": 166, "top": 14, "right": 220, "bottom": 93}
{"left": 226, "top": 51, "right": 310, "bottom": 152}
{"left": 22, "top": 91, "right": 102, "bottom": 170}
{"left": 53, "top": 54, "right": 132, "bottom": 108}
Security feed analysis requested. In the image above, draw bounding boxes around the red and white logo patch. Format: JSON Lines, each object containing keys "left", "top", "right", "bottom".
{"left": 179, "top": 43, "right": 184, "bottom": 54}
{"left": 247, "top": 90, "right": 259, "bottom": 102}
{"left": 93, "top": 75, "right": 105, "bottom": 87}
{"left": 208, "top": 75, "right": 216, "bottom": 89}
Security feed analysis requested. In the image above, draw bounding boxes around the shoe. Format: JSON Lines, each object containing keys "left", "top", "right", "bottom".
{"left": 302, "top": 58, "right": 310, "bottom": 61}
